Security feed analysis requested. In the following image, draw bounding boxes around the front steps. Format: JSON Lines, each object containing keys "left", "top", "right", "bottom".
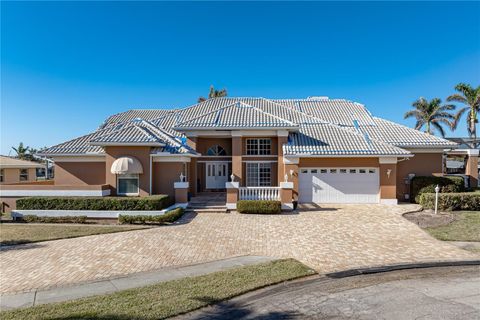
{"left": 185, "top": 192, "right": 228, "bottom": 214}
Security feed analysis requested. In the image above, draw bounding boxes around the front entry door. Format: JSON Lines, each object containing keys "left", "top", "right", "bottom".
{"left": 206, "top": 162, "right": 228, "bottom": 189}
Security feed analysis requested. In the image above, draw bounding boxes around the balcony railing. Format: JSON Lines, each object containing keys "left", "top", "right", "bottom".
{"left": 239, "top": 187, "right": 281, "bottom": 201}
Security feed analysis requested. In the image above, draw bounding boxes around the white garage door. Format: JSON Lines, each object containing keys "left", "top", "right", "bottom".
{"left": 299, "top": 168, "right": 380, "bottom": 204}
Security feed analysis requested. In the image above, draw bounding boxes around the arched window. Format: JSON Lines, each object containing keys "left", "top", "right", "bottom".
{"left": 207, "top": 145, "right": 227, "bottom": 156}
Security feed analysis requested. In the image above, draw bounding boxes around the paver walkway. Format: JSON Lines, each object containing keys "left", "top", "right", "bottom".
{"left": 0, "top": 204, "right": 475, "bottom": 294}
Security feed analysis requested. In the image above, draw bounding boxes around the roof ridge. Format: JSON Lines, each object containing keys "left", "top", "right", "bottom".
{"left": 174, "top": 102, "right": 246, "bottom": 127}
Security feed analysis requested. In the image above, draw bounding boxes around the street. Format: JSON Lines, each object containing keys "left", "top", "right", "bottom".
{"left": 181, "top": 266, "right": 480, "bottom": 320}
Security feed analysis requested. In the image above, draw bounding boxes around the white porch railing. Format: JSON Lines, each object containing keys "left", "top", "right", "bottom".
{"left": 239, "top": 187, "right": 281, "bottom": 201}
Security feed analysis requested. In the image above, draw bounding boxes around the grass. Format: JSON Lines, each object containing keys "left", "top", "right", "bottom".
{"left": 0, "top": 224, "right": 149, "bottom": 246}
{"left": 425, "top": 211, "right": 480, "bottom": 242}
{"left": 1, "top": 259, "right": 315, "bottom": 320}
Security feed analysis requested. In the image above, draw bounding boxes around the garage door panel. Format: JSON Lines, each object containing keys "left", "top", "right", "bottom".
{"left": 299, "top": 168, "right": 379, "bottom": 204}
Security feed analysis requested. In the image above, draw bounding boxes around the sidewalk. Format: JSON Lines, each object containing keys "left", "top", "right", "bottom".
{"left": 0, "top": 255, "right": 275, "bottom": 310}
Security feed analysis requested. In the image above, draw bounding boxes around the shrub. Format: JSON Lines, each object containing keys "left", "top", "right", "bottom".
{"left": 16, "top": 195, "right": 172, "bottom": 211}
{"left": 237, "top": 200, "right": 282, "bottom": 214}
{"left": 411, "top": 176, "right": 464, "bottom": 203}
{"left": 119, "top": 207, "right": 184, "bottom": 225}
{"left": 419, "top": 193, "right": 480, "bottom": 211}
{"left": 22, "top": 215, "right": 88, "bottom": 224}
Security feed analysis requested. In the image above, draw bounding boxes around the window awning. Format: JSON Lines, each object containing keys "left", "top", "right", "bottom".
{"left": 111, "top": 156, "right": 143, "bottom": 174}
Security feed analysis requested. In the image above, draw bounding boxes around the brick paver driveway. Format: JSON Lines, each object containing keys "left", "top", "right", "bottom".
{"left": 0, "top": 205, "right": 476, "bottom": 294}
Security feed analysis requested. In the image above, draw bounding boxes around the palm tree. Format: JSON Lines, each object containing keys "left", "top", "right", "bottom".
{"left": 404, "top": 97, "right": 456, "bottom": 137}
{"left": 447, "top": 83, "right": 480, "bottom": 146}
{"left": 11, "top": 142, "right": 30, "bottom": 160}
{"left": 198, "top": 85, "right": 227, "bottom": 103}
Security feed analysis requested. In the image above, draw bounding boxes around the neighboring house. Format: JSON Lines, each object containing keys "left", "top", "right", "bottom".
{"left": 0, "top": 156, "right": 44, "bottom": 184}
{"left": 28, "top": 96, "right": 477, "bottom": 208}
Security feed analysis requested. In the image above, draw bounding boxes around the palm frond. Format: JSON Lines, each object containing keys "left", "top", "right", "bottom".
{"left": 431, "top": 122, "right": 446, "bottom": 137}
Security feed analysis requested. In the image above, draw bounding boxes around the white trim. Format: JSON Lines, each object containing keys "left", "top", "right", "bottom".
{"left": 283, "top": 156, "right": 299, "bottom": 164}
{"left": 380, "top": 199, "right": 398, "bottom": 205}
{"left": 0, "top": 164, "right": 44, "bottom": 169}
{"left": 241, "top": 155, "right": 278, "bottom": 158}
{"left": 277, "top": 130, "right": 289, "bottom": 137}
{"left": 152, "top": 156, "right": 191, "bottom": 163}
{"left": 280, "top": 182, "right": 294, "bottom": 189}
{"left": 179, "top": 127, "right": 298, "bottom": 132}
{"left": 38, "top": 153, "right": 104, "bottom": 158}
{"left": 281, "top": 203, "right": 294, "bottom": 210}
{"left": 50, "top": 156, "right": 106, "bottom": 162}
{"left": 198, "top": 155, "right": 231, "bottom": 158}
{"left": 0, "top": 189, "right": 111, "bottom": 197}
{"left": 90, "top": 142, "right": 165, "bottom": 147}
{"left": 226, "top": 203, "right": 237, "bottom": 210}
{"left": 379, "top": 157, "right": 398, "bottom": 164}
{"left": 292, "top": 154, "right": 412, "bottom": 158}
{"left": 174, "top": 182, "right": 189, "bottom": 189}
{"left": 198, "top": 160, "right": 232, "bottom": 163}
{"left": 405, "top": 148, "right": 446, "bottom": 153}
{"left": 242, "top": 160, "right": 277, "bottom": 163}
{"left": 225, "top": 182, "right": 239, "bottom": 189}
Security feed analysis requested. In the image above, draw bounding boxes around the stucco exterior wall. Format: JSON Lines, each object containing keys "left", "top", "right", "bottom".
{"left": 105, "top": 146, "right": 151, "bottom": 196}
{"left": 195, "top": 137, "right": 232, "bottom": 155}
{"left": 0, "top": 168, "right": 37, "bottom": 185}
{"left": 152, "top": 162, "right": 184, "bottom": 199}
{"left": 396, "top": 153, "right": 443, "bottom": 200}
{"left": 54, "top": 162, "right": 106, "bottom": 186}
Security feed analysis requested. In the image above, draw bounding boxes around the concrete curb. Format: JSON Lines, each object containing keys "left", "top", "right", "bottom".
{"left": 0, "top": 255, "right": 275, "bottom": 311}
{"left": 325, "top": 260, "right": 480, "bottom": 278}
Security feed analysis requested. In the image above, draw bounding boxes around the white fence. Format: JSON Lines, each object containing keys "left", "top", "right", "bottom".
{"left": 239, "top": 187, "right": 281, "bottom": 201}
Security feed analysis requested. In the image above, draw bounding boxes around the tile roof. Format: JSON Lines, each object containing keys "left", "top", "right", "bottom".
{"left": 100, "top": 109, "right": 175, "bottom": 129}
{"left": 272, "top": 98, "right": 375, "bottom": 126}
{"left": 90, "top": 122, "right": 165, "bottom": 145}
{"left": 41, "top": 96, "right": 456, "bottom": 157}
{"left": 174, "top": 102, "right": 298, "bottom": 129}
{"left": 0, "top": 156, "right": 44, "bottom": 168}
{"left": 285, "top": 123, "right": 411, "bottom": 156}
{"left": 362, "top": 117, "right": 458, "bottom": 148}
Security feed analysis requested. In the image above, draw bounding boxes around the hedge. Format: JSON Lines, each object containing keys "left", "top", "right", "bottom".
{"left": 118, "top": 207, "right": 184, "bottom": 224}
{"left": 237, "top": 200, "right": 282, "bottom": 214}
{"left": 411, "top": 176, "right": 464, "bottom": 203}
{"left": 16, "top": 195, "right": 172, "bottom": 211}
{"left": 419, "top": 193, "right": 480, "bottom": 211}
{"left": 22, "top": 215, "right": 88, "bottom": 224}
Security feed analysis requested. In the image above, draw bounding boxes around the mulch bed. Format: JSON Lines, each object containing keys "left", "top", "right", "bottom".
{"left": 403, "top": 210, "right": 460, "bottom": 229}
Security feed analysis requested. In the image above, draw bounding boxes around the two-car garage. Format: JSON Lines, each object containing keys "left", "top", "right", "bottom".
{"left": 298, "top": 167, "right": 380, "bottom": 204}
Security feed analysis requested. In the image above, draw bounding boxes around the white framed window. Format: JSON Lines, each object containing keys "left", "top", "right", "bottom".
{"left": 369, "top": 169, "right": 376, "bottom": 174}
{"left": 340, "top": 169, "right": 347, "bottom": 174}
{"left": 320, "top": 169, "right": 327, "bottom": 173}
{"left": 349, "top": 169, "right": 357, "bottom": 174}
{"left": 117, "top": 174, "right": 139, "bottom": 196}
{"left": 359, "top": 169, "right": 366, "bottom": 174}
{"left": 330, "top": 169, "right": 337, "bottom": 173}
{"left": 246, "top": 139, "right": 271, "bottom": 155}
{"left": 311, "top": 169, "right": 317, "bottom": 173}
{"left": 301, "top": 169, "right": 308, "bottom": 174}
{"left": 246, "top": 163, "right": 271, "bottom": 186}
{"left": 0, "top": 169, "right": 4, "bottom": 182}
{"left": 206, "top": 145, "right": 227, "bottom": 156}
{"left": 19, "top": 169, "right": 28, "bottom": 181}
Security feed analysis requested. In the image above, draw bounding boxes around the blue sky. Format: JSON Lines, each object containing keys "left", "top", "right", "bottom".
{"left": 1, "top": 1, "right": 479, "bottom": 155}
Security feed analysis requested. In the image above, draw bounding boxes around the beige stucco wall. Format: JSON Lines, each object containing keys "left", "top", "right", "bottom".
{"left": 152, "top": 162, "right": 185, "bottom": 199}
{"left": 105, "top": 146, "right": 151, "bottom": 196}
{"left": 0, "top": 168, "right": 37, "bottom": 185}
{"left": 54, "top": 162, "right": 106, "bottom": 186}
{"left": 396, "top": 153, "right": 443, "bottom": 199}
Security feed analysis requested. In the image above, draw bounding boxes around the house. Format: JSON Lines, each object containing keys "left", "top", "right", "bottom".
{"left": 5, "top": 97, "right": 476, "bottom": 210}
{"left": 0, "top": 156, "right": 44, "bottom": 185}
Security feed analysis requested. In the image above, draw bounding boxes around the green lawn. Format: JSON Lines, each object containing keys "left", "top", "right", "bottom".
{"left": 425, "top": 211, "right": 480, "bottom": 242}
{"left": 0, "top": 224, "right": 149, "bottom": 246}
{"left": 1, "top": 259, "right": 315, "bottom": 320}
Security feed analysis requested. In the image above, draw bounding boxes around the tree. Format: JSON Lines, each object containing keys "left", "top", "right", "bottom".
{"left": 447, "top": 83, "right": 480, "bottom": 146}
{"left": 404, "top": 97, "right": 456, "bottom": 137}
{"left": 11, "top": 142, "right": 30, "bottom": 160}
{"left": 198, "top": 85, "right": 227, "bottom": 103}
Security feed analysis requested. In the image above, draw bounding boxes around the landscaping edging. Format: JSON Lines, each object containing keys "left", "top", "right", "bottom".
{"left": 11, "top": 203, "right": 187, "bottom": 220}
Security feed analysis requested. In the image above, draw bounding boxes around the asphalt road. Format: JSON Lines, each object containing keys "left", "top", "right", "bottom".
{"left": 180, "top": 265, "right": 480, "bottom": 320}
